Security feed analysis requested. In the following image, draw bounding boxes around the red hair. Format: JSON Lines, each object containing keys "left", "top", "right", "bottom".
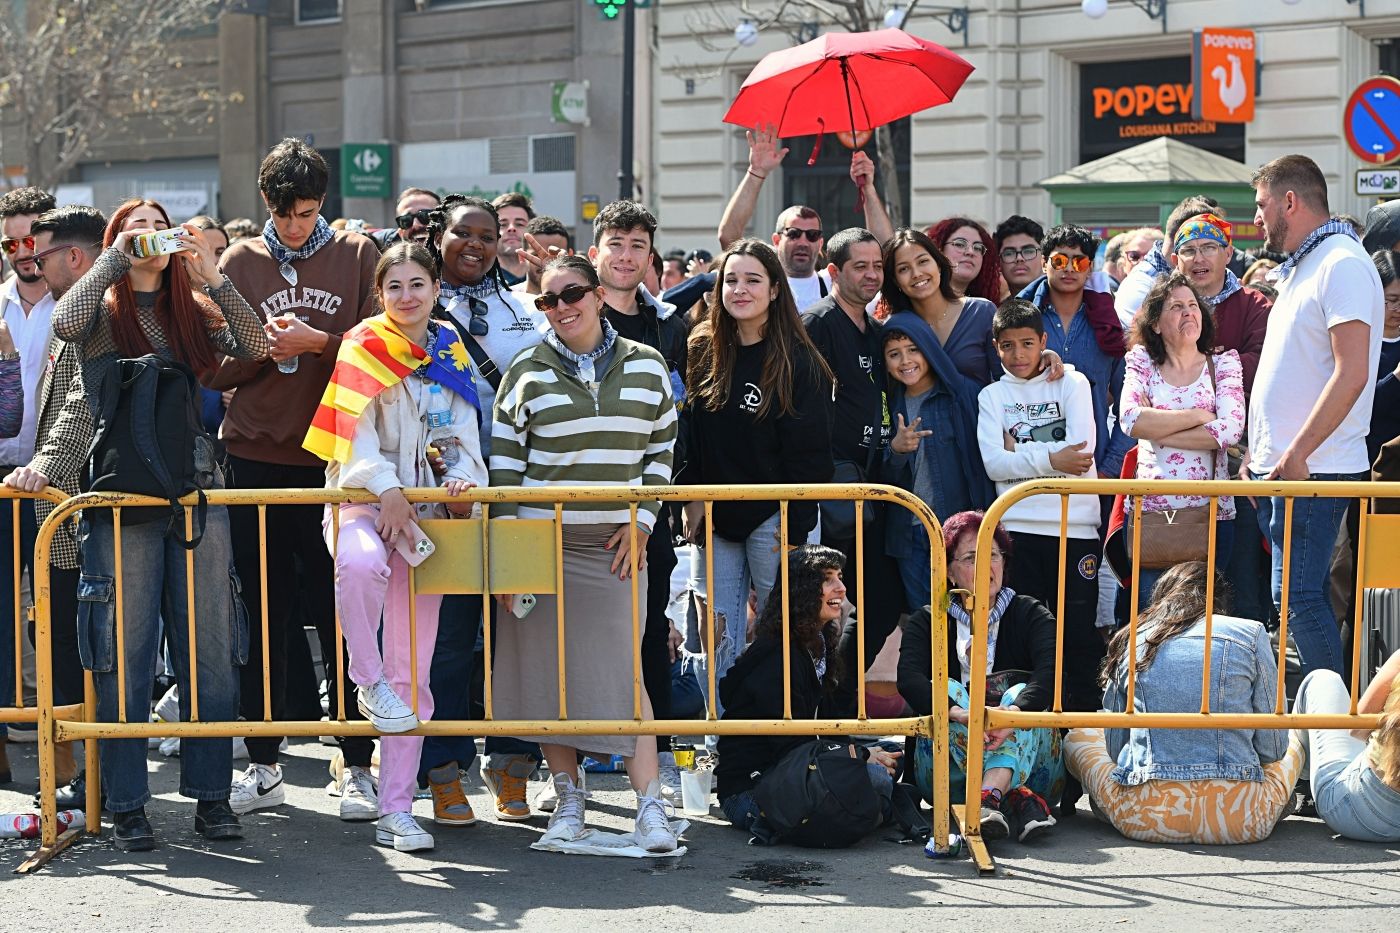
{"left": 942, "top": 510, "right": 1014, "bottom": 568}
{"left": 103, "top": 199, "right": 226, "bottom": 379}
{"left": 925, "top": 217, "right": 1000, "bottom": 302}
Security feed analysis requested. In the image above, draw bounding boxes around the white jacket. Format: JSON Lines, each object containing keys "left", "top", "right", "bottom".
{"left": 327, "top": 374, "right": 489, "bottom": 515}
{"left": 977, "top": 365, "right": 1100, "bottom": 539}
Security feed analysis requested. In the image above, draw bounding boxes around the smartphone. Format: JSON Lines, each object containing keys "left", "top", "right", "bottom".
{"left": 511, "top": 593, "right": 537, "bottom": 620}
{"left": 131, "top": 228, "right": 186, "bottom": 259}
{"left": 392, "top": 521, "right": 435, "bottom": 567}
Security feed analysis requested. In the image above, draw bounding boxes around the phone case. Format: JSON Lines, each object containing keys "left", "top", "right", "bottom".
{"left": 392, "top": 521, "right": 435, "bottom": 567}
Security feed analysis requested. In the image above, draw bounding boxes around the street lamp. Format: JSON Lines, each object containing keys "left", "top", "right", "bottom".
{"left": 883, "top": 3, "right": 970, "bottom": 47}
{"left": 735, "top": 19, "right": 759, "bottom": 46}
{"left": 1081, "top": 0, "right": 1168, "bottom": 32}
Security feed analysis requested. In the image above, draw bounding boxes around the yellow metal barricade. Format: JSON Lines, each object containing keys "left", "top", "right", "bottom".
{"left": 960, "top": 478, "right": 1395, "bottom": 875}
{"left": 26, "top": 483, "right": 952, "bottom": 870}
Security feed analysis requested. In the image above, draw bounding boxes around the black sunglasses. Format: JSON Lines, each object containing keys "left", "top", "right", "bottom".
{"left": 395, "top": 209, "right": 434, "bottom": 230}
{"left": 440, "top": 293, "right": 489, "bottom": 337}
{"left": 781, "top": 228, "right": 822, "bottom": 243}
{"left": 535, "top": 283, "right": 595, "bottom": 312}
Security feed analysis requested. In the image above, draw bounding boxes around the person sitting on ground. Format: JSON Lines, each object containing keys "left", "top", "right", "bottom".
{"left": 306, "top": 242, "right": 488, "bottom": 853}
{"left": 897, "top": 510, "right": 1062, "bottom": 843}
{"left": 1293, "top": 649, "right": 1400, "bottom": 842}
{"left": 716, "top": 545, "right": 902, "bottom": 839}
{"left": 1065, "top": 561, "right": 1304, "bottom": 845}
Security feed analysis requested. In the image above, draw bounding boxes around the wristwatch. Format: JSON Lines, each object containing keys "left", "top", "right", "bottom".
{"left": 0, "top": 350, "right": 18, "bottom": 361}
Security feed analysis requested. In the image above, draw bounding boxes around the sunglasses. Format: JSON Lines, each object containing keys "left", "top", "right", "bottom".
{"left": 31, "top": 242, "right": 93, "bottom": 272}
{"left": 1000, "top": 245, "right": 1039, "bottom": 262}
{"left": 1048, "top": 253, "right": 1092, "bottom": 273}
{"left": 535, "top": 283, "right": 595, "bottom": 312}
{"left": 395, "top": 209, "right": 434, "bottom": 230}
{"left": 781, "top": 228, "right": 823, "bottom": 243}
{"left": 945, "top": 237, "right": 987, "bottom": 256}
{"left": 0, "top": 235, "right": 36, "bottom": 256}
{"left": 1122, "top": 250, "right": 1145, "bottom": 263}
{"left": 441, "top": 293, "right": 490, "bottom": 337}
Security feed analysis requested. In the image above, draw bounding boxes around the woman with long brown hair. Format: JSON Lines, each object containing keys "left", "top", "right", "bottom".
{"left": 680, "top": 238, "right": 834, "bottom": 719}
{"left": 50, "top": 196, "right": 267, "bottom": 851}
{"left": 1064, "top": 561, "right": 1304, "bottom": 844}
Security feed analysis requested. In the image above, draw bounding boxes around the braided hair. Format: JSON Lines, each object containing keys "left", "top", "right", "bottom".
{"left": 426, "top": 193, "right": 508, "bottom": 292}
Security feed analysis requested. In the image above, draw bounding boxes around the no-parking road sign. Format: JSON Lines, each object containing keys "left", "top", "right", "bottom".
{"left": 1345, "top": 76, "right": 1400, "bottom": 165}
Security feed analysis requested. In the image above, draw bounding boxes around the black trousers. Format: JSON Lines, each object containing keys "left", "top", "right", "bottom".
{"left": 1008, "top": 531, "right": 1105, "bottom": 713}
{"left": 226, "top": 455, "right": 372, "bottom": 768}
{"left": 826, "top": 505, "right": 909, "bottom": 691}
{"left": 34, "top": 566, "right": 83, "bottom": 711}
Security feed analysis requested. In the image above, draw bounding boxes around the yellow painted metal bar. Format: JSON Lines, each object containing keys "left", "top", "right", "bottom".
{"left": 186, "top": 507, "right": 199, "bottom": 723}
{"left": 630, "top": 503, "right": 641, "bottom": 721}
{"left": 84, "top": 669, "right": 99, "bottom": 835}
{"left": 1125, "top": 494, "right": 1144, "bottom": 712}
{"left": 1199, "top": 496, "right": 1219, "bottom": 715}
{"left": 408, "top": 559, "right": 418, "bottom": 715}
{"left": 1351, "top": 498, "right": 1368, "bottom": 714}
{"left": 925, "top": 506, "right": 951, "bottom": 855}
{"left": 1276, "top": 497, "right": 1294, "bottom": 713}
{"left": 854, "top": 497, "right": 867, "bottom": 721}
{"left": 985, "top": 709, "right": 1382, "bottom": 730}
{"left": 553, "top": 502, "right": 565, "bottom": 721}
{"left": 12, "top": 498, "right": 20, "bottom": 707}
{"left": 780, "top": 500, "right": 792, "bottom": 721}
{"left": 332, "top": 505, "right": 346, "bottom": 722}
{"left": 32, "top": 495, "right": 57, "bottom": 849}
{"left": 704, "top": 500, "right": 716, "bottom": 722}
{"left": 114, "top": 507, "right": 126, "bottom": 724}
{"left": 483, "top": 501, "right": 498, "bottom": 721}
{"left": 258, "top": 504, "right": 271, "bottom": 720}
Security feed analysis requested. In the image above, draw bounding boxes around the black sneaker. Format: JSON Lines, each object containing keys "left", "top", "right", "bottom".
{"left": 195, "top": 800, "right": 244, "bottom": 841}
{"left": 979, "top": 790, "right": 1009, "bottom": 840}
{"left": 1003, "top": 787, "right": 1056, "bottom": 842}
{"left": 35, "top": 773, "right": 91, "bottom": 812}
{"left": 112, "top": 808, "right": 156, "bottom": 852}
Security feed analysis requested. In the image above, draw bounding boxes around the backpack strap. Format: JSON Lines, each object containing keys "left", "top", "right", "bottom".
{"left": 438, "top": 303, "right": 502, "bottom": 391}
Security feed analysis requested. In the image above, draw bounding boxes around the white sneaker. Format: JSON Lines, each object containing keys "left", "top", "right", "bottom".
{"left": 539, "top": 772, "right": 587, "bottom": 843}
{"left": 229, "top": 763, "right": 285, "bottom": 815}
{"left": 375, "top": 811, "right": 434, "bottom": 852}
{"left": 339, "top": 765, "right": 379, "bottom": 821}
{"left": 635, "top": 781, "right": 678, "bottom": 853}
{"left": 153, "top": 683, "right": 180, "bottom": 723}
{"left": 158, "top": 736, "right": 180, "bottom": 758}
{"left": 534, "top": 767, "right": 585, "bottom": 813}
{"left": 657, "top": 752, "right": 682, "bottom": 804}
{"left": 357, "top": 677, "right": 418, "bottom": 733}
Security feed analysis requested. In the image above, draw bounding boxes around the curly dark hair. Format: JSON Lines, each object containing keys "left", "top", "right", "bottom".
{"left": 592, "top": 199, "right": 657, "bottom": 247}
{"left": 0, "top": 186, "right": 56, "bottom": 220}
{"left": 257, "top": 138, "right": 328, "bottom": 214}
{"left": 426, "top": 194, "right": 507, "bottom": 290}
{"left": 1130, "top": 271, "right": 1216, "bottom": 366}
{"left": 752, "top": 545, "right": 847, "bottom": 689}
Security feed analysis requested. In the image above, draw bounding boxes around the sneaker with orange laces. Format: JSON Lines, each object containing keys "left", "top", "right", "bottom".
{"left": 481, "top": 754, "right": 535, "bottom": 822}
{"left": 427, "top": 763, "right": 476, "bottom": 826}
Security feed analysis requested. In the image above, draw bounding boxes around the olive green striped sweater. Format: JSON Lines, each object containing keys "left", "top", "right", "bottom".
{"left": 489, "top": 336, "right": 677, "bottom": 530}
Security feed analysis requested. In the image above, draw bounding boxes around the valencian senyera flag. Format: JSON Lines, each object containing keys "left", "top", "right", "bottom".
{"left": 303, "top": 314, "right": 480, "bottom": 463}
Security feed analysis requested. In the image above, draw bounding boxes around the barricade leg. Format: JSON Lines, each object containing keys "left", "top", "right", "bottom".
{"left": 379, "top": 554, "right": 440, "bottom": 817}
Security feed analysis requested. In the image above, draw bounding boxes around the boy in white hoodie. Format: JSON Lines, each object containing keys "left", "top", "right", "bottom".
{"left": 977, "top": 298, "right": 1106, "bottom": 718}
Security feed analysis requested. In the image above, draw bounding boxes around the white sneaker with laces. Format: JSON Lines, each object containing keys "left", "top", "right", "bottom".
{"left": 657, "top": 752, "right": 682, "bottom": 804}
{"left": 534, "top": 767, "right": 585, "bottom": 813}
{"left": 375, "top": 811, "right": 434, "bottom": 852}
{"left": 229, "top": 763, "right": 285, "bottom": 815}
{"left": 357, "top": 677, "right": 418, "bottom": 733}
{"left": 539, "top": 772, "right": 587, "bottom": 843}
{"left": 339, "top": 765, "right": 379, "bottom": 821}
{"left": 634, "top": 780, "right": 678, "bottom": 853}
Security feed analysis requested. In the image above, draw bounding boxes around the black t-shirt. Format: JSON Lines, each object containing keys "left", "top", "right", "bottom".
{"left": 802, "top": 296, "right": 888, "bottom": 467}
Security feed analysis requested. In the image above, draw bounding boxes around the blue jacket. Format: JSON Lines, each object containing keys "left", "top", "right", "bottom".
{"left": 1103, "top": 615, "right": 1288, "bottom": 785}
{"left": 881, "top": 312, "right": 994, "bottom": 553}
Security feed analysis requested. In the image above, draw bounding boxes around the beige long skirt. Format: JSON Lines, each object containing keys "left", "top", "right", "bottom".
{"left": 491, "top": 523, "right": 650, "bottom": 759}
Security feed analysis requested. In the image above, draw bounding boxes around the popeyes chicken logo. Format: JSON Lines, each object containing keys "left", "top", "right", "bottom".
{"left": 1192, "top": 28, "right": 1256, "bottom": 124}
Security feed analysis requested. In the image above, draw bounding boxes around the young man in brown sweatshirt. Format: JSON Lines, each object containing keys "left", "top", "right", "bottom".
{"left": 211, "top": 138, "right": 380, "bottom": 821}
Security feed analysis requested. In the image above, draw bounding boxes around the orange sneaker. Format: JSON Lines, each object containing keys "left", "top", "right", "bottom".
{"left": 428, "top": 763, "right": 476, "bottom": 826}
{"left": 481, "top": 755, "right": 535, "bottom": 822}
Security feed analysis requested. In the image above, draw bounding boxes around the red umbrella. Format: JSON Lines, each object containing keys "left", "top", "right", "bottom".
{"left": 723, "top": 28, "right": 974, "bottom": 138}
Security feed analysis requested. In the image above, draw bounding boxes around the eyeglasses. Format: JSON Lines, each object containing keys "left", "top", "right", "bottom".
{"left": 1000, "top": 245, "right": 1039, "bottom": 262}
{"left": 1122, "top": 250, "right": 1145, "bottom": 263}
{"left": 0, "top": 235, "right": 36, "bottom": 256}
{"left": 31, "top": 243, "right": 92, "bottom": 272}
{"left": 535, "top": 283, "right": 595, "bottom": 312}
{"left": 781, "top": 228, "right": 823, "bottom": 243}
{"left": 1175, "top": 242, "right": 1225, "bottom": 261}
{"left": 945, "top": 237, "right": 987, "bottom": 256}
{"left": 953, "top": 550, "right": 1004, "bottom": 565}
{"left": 1048, "top": 253, "right": 1092, "bottom": 273}
{"left": 395, "top": 209, "right": 434, "bottom": 230}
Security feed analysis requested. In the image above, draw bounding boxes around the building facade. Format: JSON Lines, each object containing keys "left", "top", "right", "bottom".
{"left": 653, "top": 0, "right": 1400, "bottom": 250}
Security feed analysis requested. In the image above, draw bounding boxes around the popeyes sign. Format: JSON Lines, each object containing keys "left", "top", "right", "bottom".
{"left": 1080, "top": 57, "right": 1246, "bottom": 161}
{"left": 1192, "top": 28, "right": 1256, "bottom": 123}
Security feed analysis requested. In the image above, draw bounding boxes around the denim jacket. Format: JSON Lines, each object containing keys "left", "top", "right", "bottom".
{"left": 1103, "top": 614, "right": 1288, "bottom": 785}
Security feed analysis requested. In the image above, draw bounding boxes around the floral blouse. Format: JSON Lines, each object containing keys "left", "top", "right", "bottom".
{"left": 1120, "top": 346, "right": 1245, "bottom": 519}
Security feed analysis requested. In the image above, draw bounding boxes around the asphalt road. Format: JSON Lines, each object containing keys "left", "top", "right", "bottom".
{"left": 2, "top": 737, "right": 1398, "bottom": 931}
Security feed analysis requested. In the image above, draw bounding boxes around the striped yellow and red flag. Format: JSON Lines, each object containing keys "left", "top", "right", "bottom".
{"left": 303, "top": 315, "right": 426, "bottom": 463}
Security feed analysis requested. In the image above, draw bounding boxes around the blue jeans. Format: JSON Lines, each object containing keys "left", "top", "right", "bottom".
{"left": 418, "top": 593, "right": 482, "bottom": 784}
{"left": 1251, "top": 471, "right": 1362, "bottom": 679}
{"left": 894, "top": 522, "right": 933, "bottom": 612}
{"left": 1294, "top": 669, "right": 1400, "bottom": 842}
{"left": 0, "top": 496, "right": 36, "bottom": 737}
{"left": 697, "top": 512, "right": 783, "bottom": 719}
{"left": 77, "top": 509, "right": 245, "bottom": 812}
{"left": 1135, "top": 519, "right": 1236, "bottom": 610}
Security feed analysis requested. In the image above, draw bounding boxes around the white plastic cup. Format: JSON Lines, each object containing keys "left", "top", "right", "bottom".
{"left": 679, "top": 769, "right": 712, "bottom": 816}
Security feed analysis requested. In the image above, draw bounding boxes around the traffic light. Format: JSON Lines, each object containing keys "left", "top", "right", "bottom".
{"left": 593, "top": 0, "right": 649, "bottom": 20}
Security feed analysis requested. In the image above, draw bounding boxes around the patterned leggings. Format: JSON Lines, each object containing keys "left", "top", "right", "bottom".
{"left": 1065, "top": 727, "right": 1305, "bottom": 844}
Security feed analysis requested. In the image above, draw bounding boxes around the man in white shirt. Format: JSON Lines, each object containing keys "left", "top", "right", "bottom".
{"left": 0, "top": 185, "right": 55, "bottom": 756}
{"left": 1247, "top": 154, "right": 1381, "bottom": 678}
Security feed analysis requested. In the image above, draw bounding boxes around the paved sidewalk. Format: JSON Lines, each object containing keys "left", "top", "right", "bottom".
{"left": 2, "top": 738, "right": 1398, "bottom": 931}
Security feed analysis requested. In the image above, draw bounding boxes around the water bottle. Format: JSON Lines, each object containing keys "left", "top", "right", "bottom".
{"left": 425, "top": 383, "right": 458, "bottom": 466}
{"left": 274, "top": 312, "right": 299, "bottom": 374}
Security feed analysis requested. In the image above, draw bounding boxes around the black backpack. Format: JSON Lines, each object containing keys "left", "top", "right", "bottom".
{"left": 751, "top": 739, "right": 884, "bottom": 848}
{"left": 85, "top": 355, "right": 215, "bottom": 548}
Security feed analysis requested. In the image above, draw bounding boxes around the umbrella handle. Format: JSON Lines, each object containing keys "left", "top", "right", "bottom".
{"left": 807, "top": 118, "right": 825, "bottom": 167}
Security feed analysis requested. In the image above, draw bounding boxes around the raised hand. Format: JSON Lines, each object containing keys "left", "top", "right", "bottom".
{"left": 747, "top": 123, "right": 789, "bottom": 176}
{"left": 891, "top": 413, "right": 931, "bottom": 454}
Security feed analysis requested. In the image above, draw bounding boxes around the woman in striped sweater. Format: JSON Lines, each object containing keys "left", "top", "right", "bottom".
{"left": 490, "top": 255, "right": 681, "bottom": 853}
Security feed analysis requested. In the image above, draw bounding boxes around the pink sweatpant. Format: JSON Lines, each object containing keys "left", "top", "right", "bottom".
{"left": 331, "top": 504, "right": 441, "bottom": 816}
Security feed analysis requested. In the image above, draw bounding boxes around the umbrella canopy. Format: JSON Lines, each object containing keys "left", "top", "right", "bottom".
{"left": 723, "top": 28, "right": 975, "bottom": 136}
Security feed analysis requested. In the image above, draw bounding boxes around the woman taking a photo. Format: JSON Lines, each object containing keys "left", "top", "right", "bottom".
{"left": 1065, "top": 562, "right": 1304, "bottom": 844}
{"left": 897, "top": 510, "right": 1062, "bottom": 843}
{"left": 490, "top": 255, "right": 680, "bottom": 853}
{"left": 306, "top": 242, "right": 487, "bottom": 853}
{"left": 680, "top": 238, "right": 834, "bottom": 719}
{"left": 926, "top": 217, "right": 1001, "bottom": 303}
{"left": 50, "top": 197, "right": 268, "bottom": 850}
{"left": 1118, "top": 272, "right": 1245, "bottom": 600}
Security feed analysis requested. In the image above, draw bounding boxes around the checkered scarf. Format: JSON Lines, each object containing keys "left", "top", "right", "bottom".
{"left": 1273, "top": 219, "right": 1360, "bottom": 284}
{"left": 262, "top": 215, "right": 334, "bottom": 286}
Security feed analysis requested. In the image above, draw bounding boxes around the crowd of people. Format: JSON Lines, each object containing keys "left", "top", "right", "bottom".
{"left": 0, "top": 133, "right": 1398, "bottom": 857}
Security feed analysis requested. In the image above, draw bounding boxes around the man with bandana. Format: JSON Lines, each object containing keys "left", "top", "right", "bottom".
{"left": 1247, "top": 154, "right": 1383, "bottom": 679}
{"left": 211, "top": 138, "right": 383, "bottom": 822}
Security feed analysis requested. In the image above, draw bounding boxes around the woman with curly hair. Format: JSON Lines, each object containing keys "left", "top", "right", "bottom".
{"left": 926, "top": 217, "right": 1001, "bottom": 302}
{"left": 715, "top": 545, "right": 901, "bottom": 837}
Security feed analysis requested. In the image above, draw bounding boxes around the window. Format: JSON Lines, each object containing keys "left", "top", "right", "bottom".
{"left": 295, "top": 0, "right": 342, "bottom": 24}
{"left": 781, "top": 118, "right": 911, "bottom": 239}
